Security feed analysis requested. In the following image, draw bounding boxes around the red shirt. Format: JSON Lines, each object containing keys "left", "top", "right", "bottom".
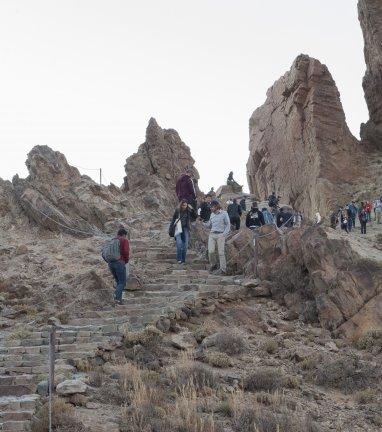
{"left": 117, "top": 235, "right": 129, "bottom": 263}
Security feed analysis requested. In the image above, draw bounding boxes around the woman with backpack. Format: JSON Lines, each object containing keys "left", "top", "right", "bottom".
{"left": 359, "top": 203, "right": 368, "bottom": 234}
{"left": 170, "top": 199, "right": 197, "bottom": 264}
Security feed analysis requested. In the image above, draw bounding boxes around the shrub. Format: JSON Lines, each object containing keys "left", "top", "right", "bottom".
{"left": 205, "top": 351, "right": 232, "bottom": 368}
{"left": 214, "top": 330, "right": 246, "bottom": 355}
{"left": 173, "top": 361, "right": 217, "bottom": 391}
{"left": 88, "top": 369, "right": 104, "bottom": 387}
{"left": 354, "top": 388, "right": 377, "bottom": 404}
{"left": 244, "top": 368, "right": 284, "bottom": 392}
{"left": 31, "top": 397, "right": 87, "bottom": 432}
{"left": 313, "top": 356, "right": 378, "bottom": 392}
{"left": 300, "top": 356, "right": 318, "bottom": 371}
{"left": 355, "top": 330, "right": 382, "bottom": 354}
{"left": 261, "top": 339, "right": 278, "bottom": 354}
{"left": 193, "top": 320, "right": 218, "bottom": 343}
{"left": 124, "top": 325, "right": 163, "bottom": 348}
{"left": 232, "top": 406, "right": 318, "bottom": 432}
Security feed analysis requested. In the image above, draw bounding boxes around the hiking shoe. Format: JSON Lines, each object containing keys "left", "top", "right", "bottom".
{"left": 178, "top": 261, "right": 182, "bottom": 264}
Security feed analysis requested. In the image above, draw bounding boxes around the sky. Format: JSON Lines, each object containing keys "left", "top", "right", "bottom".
{"left": 0, "top": 0, "right": 368, "bottom": 192}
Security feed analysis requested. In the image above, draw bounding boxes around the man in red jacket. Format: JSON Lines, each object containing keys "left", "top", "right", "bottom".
{"left": 109, "top": 228, "right": 129, "bottom": 305}
{"left": 176, "top": 169, "right": 197, "bottom": 210}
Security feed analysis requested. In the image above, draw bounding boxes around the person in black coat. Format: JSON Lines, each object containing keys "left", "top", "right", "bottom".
{"left": 227, "top": 198, "right": 242, "bottom": 230}
{"left": 198, "top": 195, "right": 212, "bottom": 222}
{"left": 245, "top": 202, "right": 265, "bottom": 229}
{"left": 276, "top": 207, "right": 294, "bottom": 228}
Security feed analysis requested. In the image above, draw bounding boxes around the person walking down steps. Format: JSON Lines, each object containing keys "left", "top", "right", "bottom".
{"left": 170, "top": 199, "right": 197, "bottom": 264}
{"left": 227, "top": 198, "right": 242, "bottom": 230}
{"left": 176, "top": 168, "right": 197, "bottom": 210}
{"left": 203, "top": 200, "right": 230, "bottom": 274}
{"left": 101, "top": 228, "right": 130, "bottom": 305}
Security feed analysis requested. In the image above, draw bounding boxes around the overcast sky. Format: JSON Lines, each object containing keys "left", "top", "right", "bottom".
{"left": 0, "top": 0, "right": 368, "bottom": 192}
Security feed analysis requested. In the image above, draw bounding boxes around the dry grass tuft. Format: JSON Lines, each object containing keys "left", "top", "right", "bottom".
{"left": 123, "top": 325, "right": 163, "bottom": 348}
{"left": 261, "top": 339, "right": 279, "bottom": 354}
{"left": 354, "top": 388, "right": 377, "bottom": 404}
{"left": 205, "top": 351, "right": 233, "bottom": 368}
{"left": 214, "top": 329, "right": 247, "bottom": 355}
{"left": 193, "top": 319, "right": 219, "bottom": 343}
{"left": 355, "top": 329, "right": 382, "bottom": 354}
{"left": 172, "top": 360, "right": 217, "bottom": 391}
{"left": 244, "top": 368, "right": 284, "bottom": 392}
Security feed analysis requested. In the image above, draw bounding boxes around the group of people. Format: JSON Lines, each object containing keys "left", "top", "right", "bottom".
{"left": 330, "top": 198, "right": 382, "bottom": 234}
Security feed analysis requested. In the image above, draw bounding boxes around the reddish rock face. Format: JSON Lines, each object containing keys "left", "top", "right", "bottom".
{"left": 255, "top": 224, "right": 382, "bottom": 339}
{"left": 358, "top": 0, "right": 382, "bottom": 147}
{"left": 247, "top": 54, "right": 361, "bottom": 218}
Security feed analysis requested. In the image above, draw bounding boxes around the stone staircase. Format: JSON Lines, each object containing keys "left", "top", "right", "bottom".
{"left": 0, "top": 227, "right": 251, "bottom": 431}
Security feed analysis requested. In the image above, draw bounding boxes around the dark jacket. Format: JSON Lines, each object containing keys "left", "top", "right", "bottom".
{"left": 176, "top": 174, "right": 196, "bottom": 202}
{"left": 239, "top": 198, "right": 246, "bottom": 212}
{"left": 246, "top": 208, "right": 265, "bottom": 228}
{"left": 227, "top": 202, "right": 242, "bottom": 219}
{"left": 172, "top": 207, "right": 197, "bottom": 230}
{"left": 276, "top": 211, "right": 293, "bottom": 228}
{"left": 199, "top": 202, "right": 211, "bottom": 222}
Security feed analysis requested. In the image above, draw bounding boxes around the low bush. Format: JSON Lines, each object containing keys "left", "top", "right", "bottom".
{"left": 244, "top": 368, "right": 284, "bottom": 392}
{"left": 313, "top": 355, "right": 379, "bottom": 392}
{"left": 355, "top": 330, "right": 382, "bottom": 354}
{"left": 173, "top": 361, "right": 217, "bottom": 391}
{"left": 214, "top": 330, "right": 246, "bottom": 355}
{"left": 205, "top": 351, "right": 232, "bottom": 368}
{"left": 354, "top": 388, "right": 377, "bottom": 404}
{"left": 31, "top": 397, "right": 88, "bottom": 432}
{"left": 123, "top": 325, "right": 163, "bottom": 348}
{"left": 261, "top": 339, "right": 278, "bottom": 354}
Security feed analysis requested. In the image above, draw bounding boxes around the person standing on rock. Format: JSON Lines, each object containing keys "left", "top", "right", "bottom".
{"left": 103, "top": 228, "right": 130, "bottom": 305}
{"left": 359, "top": 203, "right": 368, "bottom": 234}
{"left": 246, "top": 202, "right": 265, "bottom": 229}
{"left": 227, "top": 198, "right": 242, "bottom": 230}
{"left": 203, "top": 200, "right": 231, "bottom": 274}
{"left": 198, "top": 194, "right": 212, "bottom": 222}
{"left": 176, "top": 168, "right": 197, "bottom": 210}
{"left": 171, "top": 199, "right": 196, "bottom": 264}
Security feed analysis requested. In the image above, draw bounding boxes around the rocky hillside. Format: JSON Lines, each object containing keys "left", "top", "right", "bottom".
{"left": 359, "top": 0, "right": 382, "bottom": 147}
{"left": 247, "top": 55, "right": 362, "bottom": 218}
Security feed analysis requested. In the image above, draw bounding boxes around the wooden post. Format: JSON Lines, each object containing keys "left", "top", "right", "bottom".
{"left": 48, "top": 326, "right": 56, "bottom": 432}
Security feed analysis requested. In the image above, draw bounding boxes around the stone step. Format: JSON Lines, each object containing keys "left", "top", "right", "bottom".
{"left": 0, "top": 420, "right": 32, "bottom": 431}
{"left": 0, "top": 376, "right": 35, "bottom": 388}
{"left": 1, "top": 411, "right": 33, "bottom": 422}
{"left": 0, "top": 395, "right": 39, "bottom": 412}
{"left": 0, "top": 385, "right": 33, "bottom": 398}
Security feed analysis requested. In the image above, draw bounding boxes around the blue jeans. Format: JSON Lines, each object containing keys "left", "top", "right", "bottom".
{"left": 347, "top": 217, "right": 353, "bottom": 232}
{"left": 175, "top": 228, "right": 189, "bottom": 263}
{"left": 108, "top": 260, "right": 126, "bottom": 301}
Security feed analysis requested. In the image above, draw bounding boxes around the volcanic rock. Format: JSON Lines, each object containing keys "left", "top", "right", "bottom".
{"left": 12, "top": 145, "right": 130, "bottom": 235}
{"left": 247, "top": 54, "right": 361, "bottom": 218}
{"left": 255, "top": 224, "right": 382, "bottom": 338}
{"left": 358, "top": 0, "right": 382, "bottom": 147}
{"left": 124, "top": 118, "right": 199, "bottom": 213}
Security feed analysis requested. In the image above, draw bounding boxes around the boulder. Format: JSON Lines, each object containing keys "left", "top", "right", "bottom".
{"left": 56, "top": 379, "right": 87, "bottom": 395}
{"left": 358, "top": 0, "right": 382, "bottom": 147}
{"left": 256, "top": 224, "right": 382, "bottom": 338}
{"left": 247, "top": 54, "right": 362, "bottom": 218}
{"left": 170, "top": 331, "right": 197, "bottom": 350}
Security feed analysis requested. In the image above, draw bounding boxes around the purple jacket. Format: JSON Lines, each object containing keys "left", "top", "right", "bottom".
{"left": 176, "top": 174, "right": 196, "bottom": 201}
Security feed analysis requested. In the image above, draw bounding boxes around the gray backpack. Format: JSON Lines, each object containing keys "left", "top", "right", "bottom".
{"left": 101, "top": 238, "right": 121, "bottom": 263}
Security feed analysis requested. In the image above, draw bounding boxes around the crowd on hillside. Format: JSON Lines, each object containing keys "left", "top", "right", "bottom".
{"left": 329, "top": 199, "right": 382, "bottom": 235}
{"left": 102, "top": 168, "right": 381, "bottom": 305}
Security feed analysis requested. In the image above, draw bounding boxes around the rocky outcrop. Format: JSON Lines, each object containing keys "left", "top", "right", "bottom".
{"left": 247, "top": 54, "right": 361, "bottom": 218}
{"left": 358, "top": 0, "right": 382, "bottom": 147}
{"left": 255, "top": 224, "right": 382, "bottom": 338}
{"left": 124, "top": 118, "right": 199, "bottom": 212}
{"left": 12, "top": 145, "right": 131, "bottom": 235}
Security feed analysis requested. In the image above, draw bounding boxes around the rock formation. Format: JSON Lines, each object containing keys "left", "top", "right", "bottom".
{"left": 255, "top": 224, "right": 382, "bottom": 338}
{"left": 358, "top": 0, "right": 382, "bottom": 147}
{"left": 124, "top": 118, "right": 199, "bottom": 212}
{"left": 12, "top": 145, "right": 131, "bottom": 235}
{"left": 247, "top": 54, "right": 361, "bottom": 218}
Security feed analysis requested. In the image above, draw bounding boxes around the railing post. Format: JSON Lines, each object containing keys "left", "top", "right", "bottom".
{"left": 48, "top": 326, "right": 56, "bottom": 432}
